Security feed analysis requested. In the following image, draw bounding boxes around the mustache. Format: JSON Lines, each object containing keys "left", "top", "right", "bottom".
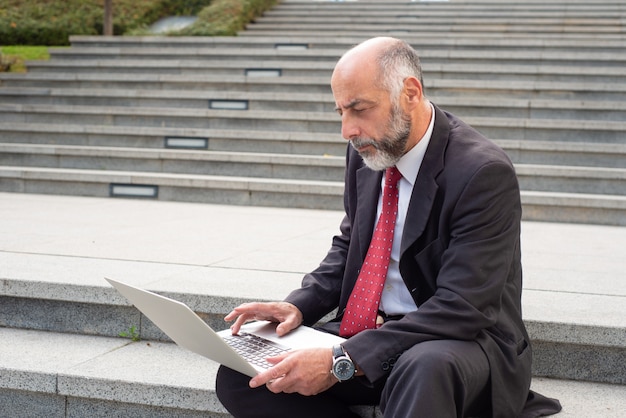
{"left": 350, "top": 137, "right": 379, "bottom": 150}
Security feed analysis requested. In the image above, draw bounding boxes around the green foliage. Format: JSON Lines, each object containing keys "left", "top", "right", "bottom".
{"left": 0, "top": 0, "right": 216, "bottom": 46}
{"left": 1, "top": 0, "right": 101, "bottom": 45}
{"left": 119, "top": 325, "right": 141, "bottom": 342}
{"left": 0, "top": 45, "right": 50, "bottom": 72}
{"left": 177, "top": 0, "right": 278, "bottom": 36}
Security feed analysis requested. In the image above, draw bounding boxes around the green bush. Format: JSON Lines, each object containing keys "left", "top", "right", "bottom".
{"left": 0, "top": 0, "right": 274, "bottom": 46}
{"left": 175, "top": 0, "right": 278, "bottom": 36}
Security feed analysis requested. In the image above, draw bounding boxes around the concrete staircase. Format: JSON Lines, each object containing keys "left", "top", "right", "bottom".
{"left": 1, "top": 0, "right": 625, "bottom": 416}
{"left": 1, "top": 2, "right": 625, "bottom": 225}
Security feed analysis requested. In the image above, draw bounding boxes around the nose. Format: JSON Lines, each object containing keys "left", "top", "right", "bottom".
{"left": 341, "top": 115, "right": 360, "bottom": 140}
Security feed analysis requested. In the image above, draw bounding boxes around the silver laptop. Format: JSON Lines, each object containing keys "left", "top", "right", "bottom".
{"left": 105, "top": 277, "right": 345, "bottom": 377}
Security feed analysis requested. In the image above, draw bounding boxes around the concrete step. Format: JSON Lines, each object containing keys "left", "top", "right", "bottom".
{"left": 45, "top": 46, "right": 626, "bottom": 68}
{"left": 67, "top": 34, "right": 626, "bottom": 54}
{"left": 2, "top": 123, "right": 623, "bottom": 168}
{"left": 0, "top": 191, "right": 624, "bottom": 416}
{"left": 246, "top": 21, "right": 626, "bottom": 39}
{"left": 1, "top": 102, "right": 624, "bottom": 143}
{"left": 4, "top": 72, "right": 626, "bottom": 101}
{"left": 265, "top": 5, "right": 626, "bottom": 19}
{"left": 0, "top": 192, "right": 625, "bottom": 385}
{"left": 1, "top": 166, "right": 625, "bottom": 225}
{"left": 1, "top": 327, "right": 624, "bottom": 417}
{"left": 0, "top": 87, "right": 338, "bottom": 113}
{"left": 0, "top": 166, "right": 345, "bottom": 210}
{"left": 2, "top": 265, "right": 624, "bottom": 386}
{"left": 0, "top": 122, "right": 347, "bottom": 156}
{"left": 22, "top": 59, "right": 626, "bottom": 84}
{"left": 3, "top": 87, "right": 625, "bottom": 121}
{"left": 0, "top": 144, "right": 345, "bottom": 182}
{"left": 1, "top": 143, "right": 624, "bottom": 196}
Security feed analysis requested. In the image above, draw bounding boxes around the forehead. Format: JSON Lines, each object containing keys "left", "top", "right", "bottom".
{"left": 331, "top": 61, "right": 387, "bottom": 109}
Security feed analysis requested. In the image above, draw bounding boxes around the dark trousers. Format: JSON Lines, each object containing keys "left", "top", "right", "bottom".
{"left": 216, "top": 339, "right": 491, "bottom": 418}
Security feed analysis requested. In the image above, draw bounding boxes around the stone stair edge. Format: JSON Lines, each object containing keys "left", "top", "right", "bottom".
{"left": 273, "top": 0, "right": 626, "bottom": 7}
{"left": 2, "top": 166, "right": 625, "bottom": 209}
{"left": 24, "top": 60, "right": 626, "bottom": 79}
{"left": 0, "top": 165, "right": 345, "bottom": 191}
{"left": 68, "top": 33, "right": 626, "bottom": 45}
{"left": 46, "top": 46, "right": 626, "bottom": 62}
{"left": 4, "top": 72, "right": 626, "bottom": 96}
{"left": 255, "top": 17, "right": 624, "bottom": 28}
{"left": 236, "top": 32, "right": 626, "bottom": 44}
{"left": 0, "top": 143, "right": 346, "bottom": 165}
{"left": 2, "top": 143, "right": 623, "bottom": 181}
{"left": 266, "top": 6, "right": 625, "bottom": 13}
{"left": 1, "top": 269, "right": 624, "bottom": 348}
{"left": 0, "top": 121, "right": 338, "bottom": 140}
{"left": 1, "top": 121, "right": 625, "bottom": 150}
{"left": 2, "top": 327, "right": 624, "bottom": 418}
{"left": 3, "top": 87, "right": 626, "bottom": 115}
{"left": 2, "top": 103, "right": 626, "bottom": 137}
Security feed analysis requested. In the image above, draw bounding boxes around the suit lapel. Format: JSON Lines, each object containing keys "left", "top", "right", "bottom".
{"left": 356, "top": 165, "right": 383, "bottom": 259}
{"left": 400, "top": 105, "right": 449, "bottom": 257}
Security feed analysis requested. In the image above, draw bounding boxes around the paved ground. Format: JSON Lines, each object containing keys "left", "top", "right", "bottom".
{"left": 1, "top": 191, "right": 624, "bottom": 332}
{"left": 1, "top": 191, "right": 625, "bottom": 416}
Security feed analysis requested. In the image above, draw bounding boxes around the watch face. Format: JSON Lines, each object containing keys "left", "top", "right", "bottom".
{"left": 333, "top": 358, "right": 355, "bottom": 380}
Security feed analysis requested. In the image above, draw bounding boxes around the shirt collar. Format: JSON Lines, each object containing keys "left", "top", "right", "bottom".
{"left": 396, "top": 102, "right": 435, "bottom": 186}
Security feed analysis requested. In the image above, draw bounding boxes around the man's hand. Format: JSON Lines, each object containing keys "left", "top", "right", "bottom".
{"left": 224, "top": 302, "right": 339, "bottom": 396}
{"left": 250, "top": 348, "right": 338, "bottom": 396}
{"left": 224, "top": 301, "right": 303, "bottom": 337}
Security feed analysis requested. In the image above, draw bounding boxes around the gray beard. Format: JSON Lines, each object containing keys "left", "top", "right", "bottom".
{"left": 350, "top": 106, "right": 411, "bottom": 171}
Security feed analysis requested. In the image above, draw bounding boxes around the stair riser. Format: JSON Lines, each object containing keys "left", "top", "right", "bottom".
{"left": 26, "top": 65, "right": 626, "bottom": 84}
{"left": 0, "top": 295, "right": 621, "bottom": 384}
{"left": 0, "top": 129, "right": 623, "bottom": 167}
{"left": 2, "top": 111, "right": 625, "bottom": 142}
{"left": 3, "top": 94, "right": 625, "bottom": 122}
{"left": 0, "top": 131, "right": 347, "bottom": 156}
{"left": 0, "top": 389, "right": 230, "bottom": 418}
{"left": 0, "top": 179, "right": 345, "bottom": 211}
{"left": 48, "top": 48, "right": 626, "bottom": 68}
{"left": 5, "top": 78, "right": 626, "bottom": 102}
{"left": 1, "top": 176, "right": 624, "bottom": 225}
{"left": 0, "top": 94, "right": 337, "bottom": 113}
{"left": 1, "top": 153, "right": 623, "bottom": 195}
{"left": 0, "top": 153, "right": 345, "bottom": 182}
{"left": 532, "top": 341, "right": 626, "bottom": 385}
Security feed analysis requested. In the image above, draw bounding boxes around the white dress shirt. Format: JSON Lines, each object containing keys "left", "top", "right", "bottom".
{"left": 378, "top": 104, "right": 435, "bottom": 316}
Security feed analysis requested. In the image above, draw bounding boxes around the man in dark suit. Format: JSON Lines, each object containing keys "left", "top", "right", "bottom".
{"left": 216, "top": 37, "right": 561, "bottom": 417}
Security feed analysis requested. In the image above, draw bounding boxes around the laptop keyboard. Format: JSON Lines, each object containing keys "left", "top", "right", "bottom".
{"left": 223, "top": 332, "right": 290, "bottom": 370}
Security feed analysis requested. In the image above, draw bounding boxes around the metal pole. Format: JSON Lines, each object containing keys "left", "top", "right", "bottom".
{"left": 104, "top": 0, "right": 113, "bottom": 36}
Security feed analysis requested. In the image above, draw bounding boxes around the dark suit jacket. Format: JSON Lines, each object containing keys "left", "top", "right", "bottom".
{"left": 285, "top": 105, "right": 554, "bottom": 417}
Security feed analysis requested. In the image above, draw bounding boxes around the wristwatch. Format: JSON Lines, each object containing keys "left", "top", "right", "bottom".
{"left": 331, "top": 344, "right": 356, "bottom": 381}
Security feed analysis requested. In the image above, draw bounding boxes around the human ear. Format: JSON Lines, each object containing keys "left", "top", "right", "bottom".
{"left": 402, "top": 76, "right": 423, "bottom": 108}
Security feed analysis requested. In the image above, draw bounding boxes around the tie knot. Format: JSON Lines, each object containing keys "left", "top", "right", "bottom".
{"left": 385, "top": 166, "right": 402, "bottom": 188}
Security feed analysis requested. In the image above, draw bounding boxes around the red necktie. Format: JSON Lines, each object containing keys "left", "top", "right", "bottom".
{"left": 340, "top": 166, "right": 402, "bottom": 337}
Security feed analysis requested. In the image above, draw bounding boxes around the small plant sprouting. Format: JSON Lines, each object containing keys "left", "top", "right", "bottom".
{"left": 119, "top": 325, "right": 141, "bottom": 342}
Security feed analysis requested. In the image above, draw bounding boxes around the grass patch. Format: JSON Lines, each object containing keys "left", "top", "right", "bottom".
{"left": 0, "top": 45, "right": 51, "bottom": 72}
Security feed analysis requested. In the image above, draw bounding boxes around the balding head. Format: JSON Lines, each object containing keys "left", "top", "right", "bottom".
{"left": 333, "top": 37, "right": 424, "bottom": 100}
{"left": 330, "top": 37, "right": 431, "bottom": 170}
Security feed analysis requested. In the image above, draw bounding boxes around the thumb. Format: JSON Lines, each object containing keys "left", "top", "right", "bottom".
{"left": 275, "top": 320, "right": 298, "bottom": 337}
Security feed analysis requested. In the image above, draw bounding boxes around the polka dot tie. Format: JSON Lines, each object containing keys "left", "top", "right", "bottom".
{"left": 340, "top": 166, "right": 402, "bottom": 337}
